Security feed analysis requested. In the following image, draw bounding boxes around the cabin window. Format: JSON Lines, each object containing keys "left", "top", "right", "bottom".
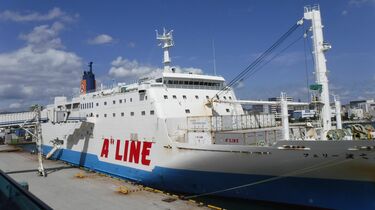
{"left": 124, "top": 99, "right": 126, "bottom": 103}
{"left": 141, "top": 111, "right": 145, "bottom": 116}
{"left": 104, "top": 114, "right": 107, "bottom": 118}
{"left": 104, "top": 101, "right": 107, "bottom": 106}
{"left": 156, "top": 78, "right": 162, "bottom": 83}
{"left": 130, "top": 98, "right": 132, "bottom": 102}
{"left": 96, "top": 114, "right": 99, "bottom": 118}
{"left": 226, "top": 108, "right": 230, "bottom": 113}
{"left": 113, "top": 113, "right": 116, "bottom": 117}
{"left": 164, "top": 95, "right": 168, "bottom": 99}
{"left": 223, "top": 96, "right": 227, "bottom": 100}
{"left": 96, "top": 102, "right": 99, "bottom": 107}
{"left": 121, "top": 112, "right": 124, "bottom": 117}
{"left": 195, "top": 95, "right": 199, "bottom": 99}
{"left": 113, "top": 100, "right": 116, "bottom": 104}
{"left": 173, "top": 95, "right": 177, "bottom": 99}
{"left": 229, "top": 96, "right": 232, "bottom": 100}
{"left": 150, "top": 110, "right": 155, "bottom": 115}
{"left": 183, "top": 95, "right": 187, "bottom": 99}
{"left": 206, "top": 96, "right": 209, "bottom": 99}
{"left": 130, "top": 112, "right": 134, "bottom": 116}
{"left": 119, "top": 99, "right": 122, "bottom": 104}
{"left": 185, "top": 109, "right": 190, "bottom": 114}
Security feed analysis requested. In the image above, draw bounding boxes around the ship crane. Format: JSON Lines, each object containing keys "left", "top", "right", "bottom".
{"left": 212, "top": 5, "right": 341, "bottom": 139}
{"left": 302, "top": 5, "right": 333, "bottom": 135}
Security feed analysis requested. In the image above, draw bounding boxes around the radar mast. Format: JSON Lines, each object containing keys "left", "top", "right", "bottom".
{"left": 156, "top": 28, "right": 174, "bottom": 73}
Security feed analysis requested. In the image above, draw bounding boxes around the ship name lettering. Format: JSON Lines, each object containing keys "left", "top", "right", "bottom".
{"left": 100, "top": 138, "right": 152, "bottom": 166}
{"left": 225, "top": 138, "right": 239, "bottom": 143}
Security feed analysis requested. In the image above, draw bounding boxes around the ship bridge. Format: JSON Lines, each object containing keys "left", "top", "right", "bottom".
{"left": 160, "top": 72, "right": 225, "bottom": 90}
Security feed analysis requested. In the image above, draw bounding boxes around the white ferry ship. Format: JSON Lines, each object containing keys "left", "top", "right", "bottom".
{"left": 37, "top": 6, "right": 375, "bottom": 210}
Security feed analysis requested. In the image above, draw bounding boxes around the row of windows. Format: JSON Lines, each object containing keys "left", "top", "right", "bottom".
{"left": 163, "top": 95, "right": 232, "bottom": 100}
{"left": 81, "top": 96, "right": 144, "bottom": 110}
{"left": 94, "top": 110, "right": 155, "bottom": 118}
{"left": 81, "top": 94, "right": 232, "bottom": 110}
{"left": 81, "top": 102, "right": 94, "bottom": 109}
{"left": 165, "top": 80, "right": 222, "bottom": 87}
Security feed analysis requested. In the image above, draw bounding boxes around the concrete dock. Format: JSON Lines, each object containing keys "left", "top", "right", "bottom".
{"left": 0, "top": 148, "right": 210, "bottom": 210}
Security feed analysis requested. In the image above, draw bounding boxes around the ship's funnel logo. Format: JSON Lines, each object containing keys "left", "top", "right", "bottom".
{"left": 80, "top": 80, "right": 87, "bottom": 94}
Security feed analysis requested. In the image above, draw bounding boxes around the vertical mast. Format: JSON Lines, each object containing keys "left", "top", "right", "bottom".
{"left": 304, "top": 5, "right": 332, "bottom": 135}
{"left": 156, "top": 28, "right": 174, "bottom": 73}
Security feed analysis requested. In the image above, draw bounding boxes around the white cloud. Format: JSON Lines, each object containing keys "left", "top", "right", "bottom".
{"left": 88, "top": 34, "right": 113, "bottom": 45}
{"left": 0, "top": 22, "right": 82, "bottom": 111}
{"left": 235, "top": 81, "right": 245, "bottom": 89}
{"left": 0, "top": 7, "right": 76, "bottom": 22}
{"left": 9, "top": 103, "right": 21, "bottom": 109}
{"left": 127, "top": 42, "right": 136, "bottom": 48}
{"left": 341, "top": 10, "right": 348, "bottom": 15}
{"left": 108, "top": 56, "right": 203, "bottom": 80}
{"left": 19, "top": 22, "right": 64, "bottom": 52}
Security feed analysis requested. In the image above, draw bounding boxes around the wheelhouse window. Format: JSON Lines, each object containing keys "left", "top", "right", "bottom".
{"left": 164, "top": 79, "right": 223, "bottom": 90}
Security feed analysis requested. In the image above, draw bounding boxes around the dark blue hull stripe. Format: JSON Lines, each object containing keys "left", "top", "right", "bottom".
{"left": 42, "top": 145, "right": 375, "bottom": 210}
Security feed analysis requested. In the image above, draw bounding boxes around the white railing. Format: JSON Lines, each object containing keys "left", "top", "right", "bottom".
{"left": 187, "top": 114, "right": 276, "bottom": 132}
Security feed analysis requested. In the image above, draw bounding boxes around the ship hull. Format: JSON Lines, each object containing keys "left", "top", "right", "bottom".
{"left": 42, "top": 143, "right": 375, "bottom": 210}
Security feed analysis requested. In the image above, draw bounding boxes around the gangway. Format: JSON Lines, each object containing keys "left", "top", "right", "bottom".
{"left": 0, "top": 111, "right": 47, "bottom": 128}
{"left": 0, "top": 106, "right": 46, "bottom": 177}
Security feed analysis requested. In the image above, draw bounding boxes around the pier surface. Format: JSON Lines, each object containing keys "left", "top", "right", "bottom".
{"left": 0, "top": 147, "right": 208, "bottom": 210}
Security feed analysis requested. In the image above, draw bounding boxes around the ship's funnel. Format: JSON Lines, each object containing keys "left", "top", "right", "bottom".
{"left": 80, "top": 62, "right": 96, "bottom": 94}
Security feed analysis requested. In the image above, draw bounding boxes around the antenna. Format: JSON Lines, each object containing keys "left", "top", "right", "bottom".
{"left": 212, "top": 39, "right": 217, "bottom": 76}
{"left": 88, "top": 61, "right": 93, "bottom": 72}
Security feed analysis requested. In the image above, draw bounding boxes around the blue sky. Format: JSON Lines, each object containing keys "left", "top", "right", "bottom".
{"left": 0, "top": 0, "right": 374, "bottom": 111}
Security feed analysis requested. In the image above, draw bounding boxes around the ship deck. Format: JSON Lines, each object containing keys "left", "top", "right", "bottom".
{"left": 0, "top": 145, "right": 209, "bottom": 210}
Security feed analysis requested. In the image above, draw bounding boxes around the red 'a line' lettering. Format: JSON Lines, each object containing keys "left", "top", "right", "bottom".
{"left": 129, "top": 141, "right": 141, "bottom": 164}
{"left": 115, "top": 139, "right": 123, "bottom": 161}
{"left": 141, "top": 141, "right": 152, "bottom": 166}
{"left": 101, "top": 138, "right": 109, "bottom": 158}
{"left": 123, "top": 140, "right": 129, "bottom": 162}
